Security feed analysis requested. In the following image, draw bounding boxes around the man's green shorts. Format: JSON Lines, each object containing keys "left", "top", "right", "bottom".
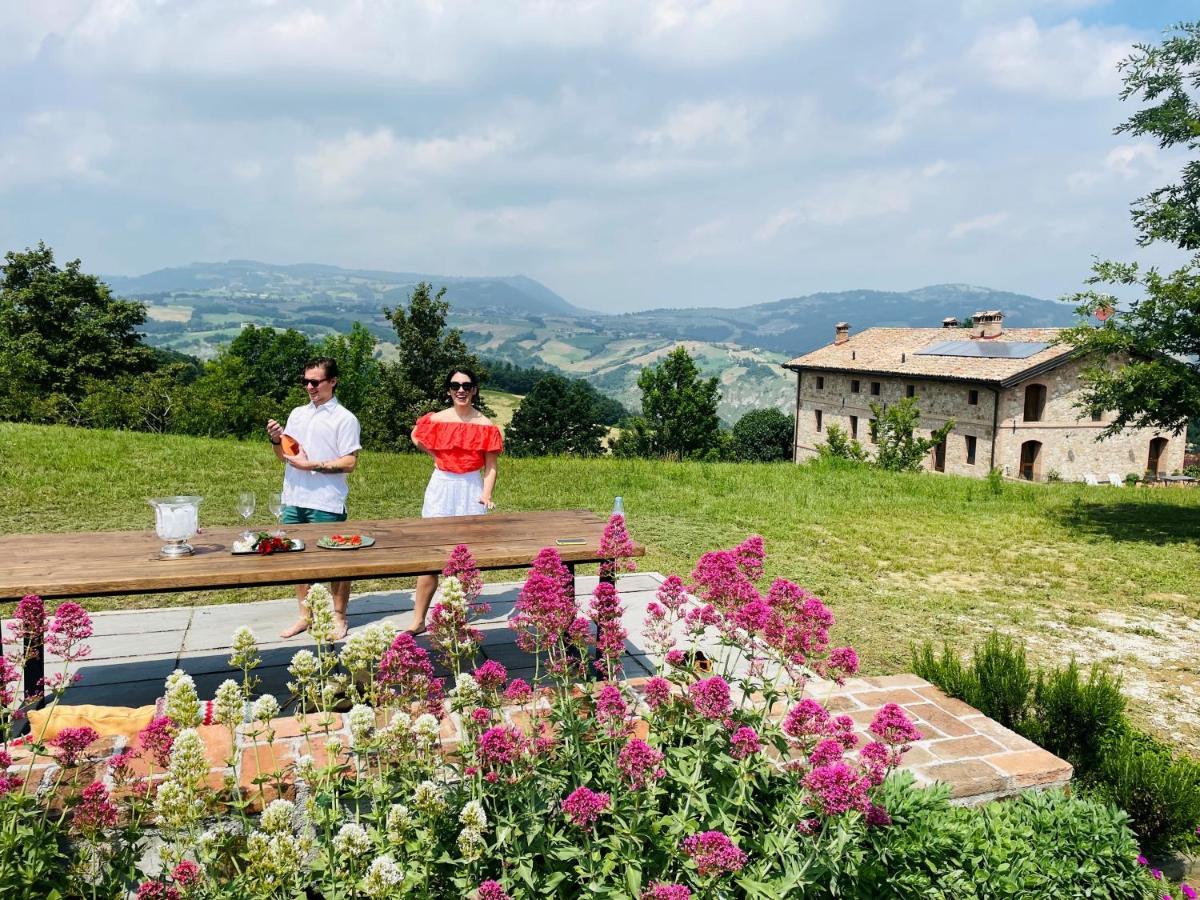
{"left": 280, "top": 505, "right": 348, "bottom": 525}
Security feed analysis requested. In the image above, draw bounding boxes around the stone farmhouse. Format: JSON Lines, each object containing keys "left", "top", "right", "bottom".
{"left": 783, "top": 311, "right": 1186, "bottom": 481}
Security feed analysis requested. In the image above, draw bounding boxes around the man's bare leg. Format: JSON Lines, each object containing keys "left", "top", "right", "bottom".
{"left": 332, "top": 580, "right": 351, "bottom": 641}
{"left": 281, "top": 584, "right": 311, "bottom": 638}
{"left": 409, "top": 575, "right": 436, "bottom": 635}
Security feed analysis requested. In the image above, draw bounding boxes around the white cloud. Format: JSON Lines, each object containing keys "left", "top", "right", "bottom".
{"left": 0, "top": 111, "right": 116, "bottom": 190}
{"left": 948, "top": 211, "right": 1009, "bottom": 240}
{"left": 638, "top": 100, "right": 757, "bottom": 150}
{"left": 970, "top": 17, "right": 1132, "bottom": 99}
{"left": 1067, "top": 142, "right": 1182, "bottom": 191}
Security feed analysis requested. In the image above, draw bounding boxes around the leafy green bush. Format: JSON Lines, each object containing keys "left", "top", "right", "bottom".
{"left": 853, "top": 774, "right": 1156, "bottom": 899}
{"left": 912, "top": 633, "right": 1030, "bottom": 730}
{"left": 1091, "top": 729, "right": 1200, "bottom": 853}
{"left": 1023, "top": 660, "right": 1126, "bottom": 773}
{"left": 731, "top": 408, "right": 793, "bottom": 462}
{"left": 818, "top": 422, "right": 869, "bottom": 462}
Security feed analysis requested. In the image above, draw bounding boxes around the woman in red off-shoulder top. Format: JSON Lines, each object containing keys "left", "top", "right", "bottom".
{"left": 407, "top": 367, "right": 503, "bottom": 634}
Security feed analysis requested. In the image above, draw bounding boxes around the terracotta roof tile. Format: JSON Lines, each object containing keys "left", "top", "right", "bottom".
{"left": 783, "top": 327, "right": 1073, "bottom": 385}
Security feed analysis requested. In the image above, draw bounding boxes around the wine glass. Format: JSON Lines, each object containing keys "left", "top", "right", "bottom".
{"left": 268, "top": 492, "right": 284, "bottom": 537}
{"left": 237, "top": 492, "right": 256, "bottom": 540}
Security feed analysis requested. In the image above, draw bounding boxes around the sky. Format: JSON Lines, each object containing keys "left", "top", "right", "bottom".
{"left": 0, "top": 0, "right": 1195, "bottom": 313}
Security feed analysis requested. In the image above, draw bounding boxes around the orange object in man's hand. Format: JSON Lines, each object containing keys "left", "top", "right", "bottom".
{"left": 280, "top": 435, "right": 301, "bottom": 456}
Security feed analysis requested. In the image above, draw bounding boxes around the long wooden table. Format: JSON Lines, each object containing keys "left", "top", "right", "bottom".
{"left": 0, "top": 510, "right": 643, "bottom": 702}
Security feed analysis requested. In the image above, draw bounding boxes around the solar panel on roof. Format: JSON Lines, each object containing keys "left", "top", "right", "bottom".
{"left": 916, "top": 340, "right": 1049, "bottom": 359}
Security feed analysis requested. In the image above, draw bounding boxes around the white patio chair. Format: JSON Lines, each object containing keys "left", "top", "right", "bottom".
{"left": 1084, "top": 473, "right": 1100, "bottom": 486}
{"left": 1107, "top": 473, "right": 1124, "bottom": 487}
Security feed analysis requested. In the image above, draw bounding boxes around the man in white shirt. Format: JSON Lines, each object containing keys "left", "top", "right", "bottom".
{"left": 266, "top": 357, "right": 362, "bottom": 640}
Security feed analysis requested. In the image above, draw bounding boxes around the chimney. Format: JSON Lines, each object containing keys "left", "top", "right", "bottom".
{"left": 834, "top": 322, "right": 850, "bottom": 345}
{"left": 942, "top": 316, "right": 959, "bottom": 329}
{"left": 971, "top": 310, "right": 1004, "bottom": 339}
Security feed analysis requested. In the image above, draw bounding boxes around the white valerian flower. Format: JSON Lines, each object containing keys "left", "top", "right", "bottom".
{"left": 413, "top": 779, "right": 447, "bottom": 817}
{"left": 229, "top": 625, "right": 261, "bottom": 671}
{"left": 458, "top": 800, "right": 488, "bottom": 831}
{"left": 456, "top": 825, "right": 486, "bottom": 862}
{"left": 390, "top": 710, "right": 413, "bottom": 731}
{"left": 167, "top": 728, "right": 208, "bottom": 787}
{"left": 439, "top": 576, "right": 467, "bottom": 614}
{"left": 294, "top": 754, "right": 316, "bottom": 781}
{"left": 306, "top": 583, "right": 337, "bottom": 644}
{"left": 348, "top": 704, "right": 375, "bottom": 746}
{"left": 214, "top": 679, "right": 244, "bottom": 729}
{"left": 385, "top": 804, "right": 414, "bottom": 842}
{"left": 450, "top": 673, "right": 482, "bottom": 708}
{"left": 260, "top": 799, "right": 297, "bottom": 835}
{"left": 332, "top": 822, "right": 372, "bottom": 858}
{"left": 153, "top": 777, "right": 205, "bottom": 831}
{"left": 164, "top": 669, "right": 202, "bottom": 728}
{"left": 412, "top": 713, "right": 440, "bottom": 748}
{"left": 340, "top": 621, "right": 398, "bottom": 673}
{"left": 252, "top": 694, "right": 280, "bottom": 724}
{"left": 288, "top": 649, "right": 319, "bottom": 680}
{"left": 363, "top": 854, "right": 404, "bottom": 897}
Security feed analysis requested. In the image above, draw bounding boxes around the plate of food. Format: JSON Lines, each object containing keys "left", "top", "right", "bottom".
{"left": 232, "top": 533, "right": 305, "bottom": 555}
{"left": 316, "top": 533, "right": 375, "bottom": 550}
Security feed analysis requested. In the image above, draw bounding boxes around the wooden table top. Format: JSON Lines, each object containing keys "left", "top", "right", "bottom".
{"left": 0, "top": 510, "right": 642, "bottom": 601}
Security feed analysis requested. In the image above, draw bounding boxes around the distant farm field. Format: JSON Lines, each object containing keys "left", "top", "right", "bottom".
{"left": 4, "top": 422, "right": 1200, "bottom": 749}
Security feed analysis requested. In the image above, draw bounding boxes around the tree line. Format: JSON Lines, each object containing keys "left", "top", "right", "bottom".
{"left": 0, "top": 244, "right": 794, "bottom": 463}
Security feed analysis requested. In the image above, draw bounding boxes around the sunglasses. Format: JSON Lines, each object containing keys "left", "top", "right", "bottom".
{"left": 448, "top": 381, "right": 474, "bottom": 392}
{"left": 300, "top": 377, "right": 329, "bottom": 388}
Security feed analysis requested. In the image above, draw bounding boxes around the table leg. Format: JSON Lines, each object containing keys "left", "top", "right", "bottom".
{"left": 24, "top": 631, "right": 45, "bottom": 712}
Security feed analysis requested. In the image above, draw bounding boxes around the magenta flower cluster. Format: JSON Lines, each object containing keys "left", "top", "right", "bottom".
{"left": 561, "top": 785, "right": 611, "bottom": 829}
{"left": 442, "top": 543, "right": 484, "bottom": 601}
{"left": 687, "top": 676, "right": 732, "bottom": 720}
{"left": 682, "top": 830, "right": 748, "bottom": 877}
{"left": 46, "top": 601, "right": 94, "bottom": 662}
{"left": 477, "top": 880, "right": 513, "bottom": 900}
{"left": 598, "top": 513, "right": 637, "bottom": 577}
{"left": 50, "top": 726, "right": 99, "bottom": 767}
{"left": 72, "top": 781, "right": 120, "bottom": 832}
{"left": 617, "top": 738, "right": 666, "bottom": 790}
{"left": 730, "top": 726, "right": 762, "bottom": 759}
{"left": 642, "top": 884, "right": 691, "bottom": 900}
{"left": 377, "top": 632, "right": 443, "bottom": 714}
{"left": 589, "top": 581, "right": 628, "bottom": 676}
{"left": 511, "top": 548, "right": 579, "bottom": 667}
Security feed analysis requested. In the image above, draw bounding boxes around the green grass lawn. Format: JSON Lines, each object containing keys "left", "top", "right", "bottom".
{"left": 4, "top": 422, "right": 1200, "bottom": 748}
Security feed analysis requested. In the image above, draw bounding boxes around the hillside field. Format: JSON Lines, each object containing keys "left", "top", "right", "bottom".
{"left": 4, "top": 422, "right": 1200, "bottom": 750}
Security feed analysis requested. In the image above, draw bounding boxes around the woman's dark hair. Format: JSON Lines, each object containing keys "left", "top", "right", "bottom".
{"left": 443, "top": 366, "right": 479, "bottom": 392}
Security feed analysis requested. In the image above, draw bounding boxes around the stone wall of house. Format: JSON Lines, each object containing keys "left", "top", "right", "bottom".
{"left": 792, "top": 355, "right": 1187, "bottom": 482}
{"left": 993, "top": 356, "right": 1186, "bottom": 482}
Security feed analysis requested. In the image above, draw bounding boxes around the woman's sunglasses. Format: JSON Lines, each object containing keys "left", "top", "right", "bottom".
{"left": 448, "top": 381, "right": 474, "bottom": 392}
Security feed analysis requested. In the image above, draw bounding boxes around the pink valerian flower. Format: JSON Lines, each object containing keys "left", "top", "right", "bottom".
{"left": 6, "top": 595, "right": 47, "bottom": 656}
{"left": 473, "top": 660, "right": 507, "bottom": 693}
{"left": 808, "top": 737, "right": 845, "bottom": 769}
{"left": 135, "top": 883, "right": 182, "bottom": 900}
{"left": 683, "top": 603, "right": 721, "bottom": 636}
{"left": 782, "top": 698, "right": 830, "bottom": 744}
{"left": 642, "top": 677, "right": 672, "bottom": 710}
{"left": 688, "top": 676, "right": 732, "bottom": 720}
{"left": 72, "top": 781, "right": 119, "bottom": 833}
{"left": 869, "top": 704, "right": 922, "bottom": 747}
{"left": 689, "top": 550, "right": 760, "bottom": 614}
{"left": 682, "top": 831, "right": 748, "bottom": 877}
{"left": 377, "top": 632, "right": 444, "bottom": 715}
{"left": 831, "top": 714, "right": 859, "bottom": 750}
{"left": 865, "top": 803, "right": 892, "bottom": 827}
{"left": 561, "top": 786, "right": 611, "bottom": 829}
{"left": 664, "top": 649, "right": 686, "bottom": 668}
{"left": 796, "top": 817, "right": 820, "bottom": 836}
{"left": 138, "top": 715, "right": 176, "bottom": 768}
{"left": 510, "top": 548, "right": 577, "bottom": 658}
{"left": 643, "top": 884, "right": 691, "bottom": 900}
{"left": 475, "top": 725, "right": 529, "bottom": 773}
{"left": 1181, "top": 885, "right": 1197, "bottom": 900}
{"left": 858, "top": 741, "right": 890, "bottom": 785}
{"left": 0, "top": 655, "right": 20, "bottom": 708}
{"left": 589, "top": 581, "right": 627, "bottom": 676}
{"left": 760, "top": 579, "right": 834, "bottom": 663}
{"left": 594, "top": 683, "right": 630, "bottom": 735}
{"left": 443, "top": 544, "right": 484, "bottom": 602}
{"left": 50, "top": 726, "right": 99, "bottom": 766}
{"left": 820, "top": 646, "right": 860, "bottom": 684}
{"left": 45, "top": 602, "right": 93, "bottom": 662}
{"left": 108, "top": 749, "right": 138, "bottom": 782}
{"left": 471, "top": 707, "right": 492, "bottom": 726}
{"left": 731, "top": 599, "right": 772, "bottom": 634}
{"left": 732, "top": 535, "right": 766, "bottom": 581}
{"left": 503, "top": 678, "right": 532, "bottom": 704}
{"left": 803, "top": 761, "right": 870, "bottom": 816}
{"left": 656, "top": 575, "right": 690, "bottom": 613}
{"left": 598, "top": 513, "right": 637, "bottom": 578}
{"left": 643, "top": 601, "right": 676, "bottom": 657}
{"left": 477, "top": 881, "right": 513, "bottom": 900}
{"left": 617, "top": 738, "right": 666, "bottom": 790}
{"left": 427, "top": 601, "right": 483, "bottom": 663}
{"left": 730, "top": 726, "right": 762, "bottom": 759}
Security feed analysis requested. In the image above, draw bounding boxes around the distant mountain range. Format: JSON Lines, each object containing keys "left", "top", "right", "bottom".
{"left": 118, "top": 260, "right": 1079, "bottom": 422}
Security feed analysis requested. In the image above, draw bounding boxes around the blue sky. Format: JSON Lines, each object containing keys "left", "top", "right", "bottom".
{"left": 0, "top": 1, "right": 1193, "bottom": 313}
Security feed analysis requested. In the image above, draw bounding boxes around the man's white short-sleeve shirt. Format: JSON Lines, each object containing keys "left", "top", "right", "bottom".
{"left": 281, "top": 396, "right": 362, "bottom": 514}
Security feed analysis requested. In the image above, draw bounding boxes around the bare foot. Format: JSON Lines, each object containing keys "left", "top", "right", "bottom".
{"left": 332, "top": 616, "right": 349, "bottom": 642}
{"left": 280, "top": 618, "right": 310, "bottom": 639}
{"left": 403, "top": 623, "right": 427, "bottom": 637}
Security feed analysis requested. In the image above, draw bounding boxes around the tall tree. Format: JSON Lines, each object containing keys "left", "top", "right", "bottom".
{"left": 226, "top": 325, "right": 316, "bottom": 403}
{"left": 612, "top": 346, "right": 722, "bottom": 460}
{"left": 506, "top": 374, "right": 607, "bottom": 457}
{"left": 1061, "top": 21, "right": 1200, "bottom": 436}
{"left": 0, "top": 243, "right": 154, "bottom": 421}
{"left": 365, "top": 282, "right": 484, "bottom": 451}
{"left": 869, "top": 398, "right": 954, "bottom": 473}
{"left": 320, "top": 321, "right": 380, "bottom": 417}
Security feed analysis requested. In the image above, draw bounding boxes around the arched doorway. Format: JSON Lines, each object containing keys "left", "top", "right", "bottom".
{"left": 1019, "top": 440, "right": 1042, "bottom": 481}
{"left": 1147, "top": 437, "right": 1169, "bottom": 477}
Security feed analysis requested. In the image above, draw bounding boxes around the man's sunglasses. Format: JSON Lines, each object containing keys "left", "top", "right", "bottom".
{"left": 300, "top": 377, "right": 329, "bottom": 388}
{"left": 448, "top": 381, "right": 474, "bottom": 392}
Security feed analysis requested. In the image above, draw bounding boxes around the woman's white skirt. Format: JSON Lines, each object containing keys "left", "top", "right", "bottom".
{"left": 422, "top": 468, "right": 486, "bottom": 518}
